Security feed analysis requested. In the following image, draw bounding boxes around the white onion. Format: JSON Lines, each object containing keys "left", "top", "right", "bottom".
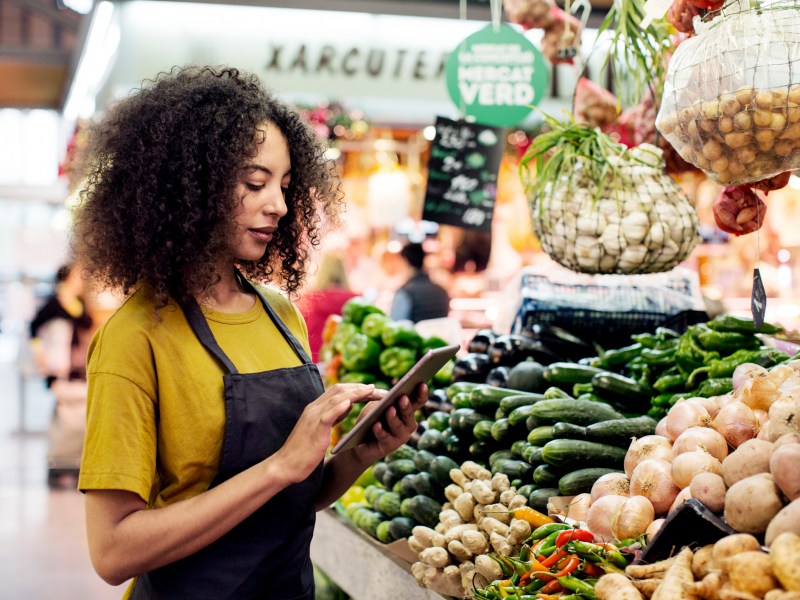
{"left": 671, "top": 426, "right": 729, "bottom": 462}
{"left": 655, "top": 417, "right": 668, "bottom": 438}
{"left": 754, "top": 409, "right": 769, "bottom": 427}
{"left": 686, "top": 396, "right": 721, "bottom": 419}
{"left": 732, "top": 363, "right": 767, "bottom": 392}
{"left": 611, "top": 495, "right": 655, "bottom": 540}
{"left": 624, "top": 435, "right": 674, "bottom": 478}
{"left": 665, "top": 401, "right": 711, "bottom": 441}
{"left": 669, "top": 486, "right": 692, "bottom": 514}
{"left": 591, "top": 473, "right": 631, "bottom": 502}
{"left": 587, "top": 494, "right": 626, "bottom": 541}
{"left": 713, "top": 401, "right": 759, "bottom": 448}
{"left": 630, "top": 458, "right": 680, "bottom": 516}
{"left": 736, "top": 373, "right": 780, "bottom": 412}
{"left": 767, "top": 363, "right": 795, "bottom": 388}
{"left": 671, "top": 447, "right": 723, "bottom": 489}
{"left": 645, "top": 518, "right": 665, "bottom": 541}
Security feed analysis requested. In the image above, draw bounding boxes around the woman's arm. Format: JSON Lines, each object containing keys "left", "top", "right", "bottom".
{"left": 85, "top": 383, "right": 381, "bottom": 586}
{"left": 314, "top": 384, "right": 428, "bottom": 510}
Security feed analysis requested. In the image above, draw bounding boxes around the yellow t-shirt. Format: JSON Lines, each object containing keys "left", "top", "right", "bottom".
{"left": 78, "top": 285, "right": 311, "bottom": 507}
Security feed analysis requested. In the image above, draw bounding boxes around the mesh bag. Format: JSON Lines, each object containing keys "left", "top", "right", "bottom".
{"left": 656, "top": 0, "right": 800, "bottom": 186}
{"left": 530, "top": 144, "right": 700, "bottom": 274}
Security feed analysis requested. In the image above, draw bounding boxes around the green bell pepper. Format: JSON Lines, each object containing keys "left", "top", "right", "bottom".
{"left": 379, "top": 346, "right": 417, "bottom": 379}
{"left": 339, "top": 372, "right": 377, "bottom": 384}
{"left": 687, "top": 347, "right": 790, "bottom": 387}
{"left": 707, "top": 314, "right": 783, "bottom": 335}
{"left": 341, "top": 297, "right": 384, "bottom": 327}
{"left": 676, "top": 329, "right": 720, "bottom": 375}
{"left": 331, "top": 322, "right": 359, "bottom": 355}
{"left": 341, "top": 333, "right": 381, "bottom": 371}
{"left": 361, "top": 313, "right": 389, "bottom": 339}
{"left": 421, "top": 336, "right": 449, "bottom": 353}
{"left": 641, "top": 346, "right": 678, "bottom": 366}
{"left": 380, "top": 321, "right": 422, "bottom": 349}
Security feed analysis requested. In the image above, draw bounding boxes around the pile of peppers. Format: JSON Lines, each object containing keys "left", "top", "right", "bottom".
{"left": 474, "top": 523, "right": 632, "bottom": 600}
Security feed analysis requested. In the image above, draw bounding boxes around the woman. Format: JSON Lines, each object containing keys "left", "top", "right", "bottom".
{"left": 73, "top": 65, "right": 426, "bottom": 599}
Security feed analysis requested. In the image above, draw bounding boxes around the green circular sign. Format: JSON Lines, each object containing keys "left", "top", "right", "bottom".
{"left": 445, "top": 23, "right": 549, "bottom": 128}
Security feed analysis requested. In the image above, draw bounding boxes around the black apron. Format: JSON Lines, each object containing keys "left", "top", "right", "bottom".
{"left": 130, "top": 278, "right": 325, "bottom": 600}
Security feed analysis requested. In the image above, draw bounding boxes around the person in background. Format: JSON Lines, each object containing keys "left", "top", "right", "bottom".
{"left": 390, "top": 242, "right": 451, "bottom": 323}
{"left": 71, "top": 65, "right": 426, "bottom": 598}
{"left": 296, "top": 252, "right": 356, "bottom": 363}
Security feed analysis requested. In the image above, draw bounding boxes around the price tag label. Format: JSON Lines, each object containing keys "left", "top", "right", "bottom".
{"left": 640, "top": 0, "right": 672, "bottom": 28}
{"left": 751, "top": 268, "right": 767, "bottom": 330}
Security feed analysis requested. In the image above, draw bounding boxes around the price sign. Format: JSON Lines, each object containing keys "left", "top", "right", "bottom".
{"left": 422, "top": 116, "right": 503, "bottom": 232}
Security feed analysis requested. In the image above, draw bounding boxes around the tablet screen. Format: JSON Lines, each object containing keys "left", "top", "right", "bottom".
{"left": 330, "top": 344, "right": 459, "bottom": 455}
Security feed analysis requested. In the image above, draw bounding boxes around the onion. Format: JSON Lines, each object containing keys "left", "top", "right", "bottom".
{"left": 665, "top": 400, "right": 711, "bottom": 441}
{"left": 757, "top": 421, "right": 772, "bottom": 440}
{"left": 736, "top": 373, "right": 780, "bottom": 412}
{"left": 655, "top": 417, "right": 668, "bottom": 438}
{"left": 753, "top": 409, "right": 769, "bottom": 427}
{"left": 591, "top": 473, "right": 631, "bottom": 502}
{"left": 669, "top": 486, "right": 692, "bottom": 514}
{"left": 686, "top": 396, "right": 721, "bottom": 419}
{"left": 624, "top": 435, "right": 674, "bottom": 478}
{"left": 767, "top": 363, "right": 795, "bottom": 388}
{"left": 645, "top": 518, "right": 665, "bottom": 541}
{"left": 611, "top": 495, "right": 655, "bottom": 540}
{"left": 629, "top": 458, "right": 680, "bottom": 516}
{"left": 732, "top": 362, "right": 767, "bottom": 392}
{"left": 671, "top": 447, "right": 723, "bottom": 489}
{"left": 587, "top": 494, "right": 626, "bottom": 541}
{"left": 672, "top": 426, "right": 729, "bottom": 462}
{"left": 713, "top": 401, "right": 759, "bottom": 448}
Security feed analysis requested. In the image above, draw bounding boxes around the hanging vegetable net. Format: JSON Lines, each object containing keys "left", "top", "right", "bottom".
{"left": 656, "top": 0, "right": 800, "bottom": 186}
{"left": 522, "top": 118, "right": 700, "bottom": 275}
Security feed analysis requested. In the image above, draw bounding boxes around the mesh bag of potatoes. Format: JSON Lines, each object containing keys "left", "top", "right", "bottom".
{"left": 530, "top": 144, "right": 700, "bottom": 274}
{"left": 656, "top": 0, "right": 800, "bottom": 186}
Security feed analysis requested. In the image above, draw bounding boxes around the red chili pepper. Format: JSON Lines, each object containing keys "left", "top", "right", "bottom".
{"left": 551, "top": 555, "right": 581, "bottom": 578}
{"left": 518, "top": 558, "right": 550, "bottom": 586}
{"left": 583, "top": 561, "right": 604, "bottom": 577}
{"left": 540, "top": 580, "right": 564, "bottom": 594}
{"left": 555, "top": 528, "right": 594, "bottom": 548}
{"left": 540, "top": 546, "right": 569, "bottom": 568}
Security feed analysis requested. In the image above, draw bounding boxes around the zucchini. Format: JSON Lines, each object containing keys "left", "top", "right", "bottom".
{"left": 472, "top": 420, "right": 495, "bottom": 442}
{"left": 551, "top": 422, "right": 589, "bottom": 440}
{"left": 388, "top": 516, "right": 415, "bottom": 540}
{"left": 449, "top": 408, "right": 491, "bottom": 435}
{"left": 543, "top": 387, "right": 573, "bottom": 400}
{"left": 533, "top": 464, "right": 568, "bottom": 487}
{"left": 416, "top": 429, "right": 447, "bottom": 454}
{"left": 544, "top": 362, "right": 604, "bottom": 385}
{"left": 558, "top": 467, "right": 622, "bottom": 496}
{"left": 429, "top": 455, "right": 459, "bottom": 487}
{"left": 497, "top": 393, "right": 544, "bottom": 418}
{"left": 528, "top": 487, "right": 560, "bottom": 513}
{"left": 591, "top": 372, "right": 652, "bottom": 412}
{"left": 541, "top": 439, "right": 627, "bottom": 469}
{"left": 386, "top": 445, "right": 417, "bottom": 463}
{"left": 413, "top": 449, "right": 436, "bottom": 473}
{"left": 521, "top": 444, "right": 543, "bottom": 466}
{"left": 511, "top": 440, "right": 530, "bottom": 457}
{"left": 507, "top": 360, "right": 547, "bottom": 393}
{"left": 508, "top": 404, "right": 537, "bottom": 428}
{"left": 584, "top": 415, "right": 658, "bottom": 447}
{"left": 490, "top": 418, "right": 512, "bottom": 443}
{"left": 489, "top": 449, "right": 514, "bottom": 467}
{"left": 469, "top": 385, "right": 527, "bottom": 412}
{"left": 529, "top": 398, "right": 624, "bottom": 426}
{"left": 445, "top": 381, "right": 479, "bottom": 400}
{"left": 491, "top": 458, "right": 532, "bottom": 482}
{"left": 407, "top": 494, "right": 443, "bottom": 528}
{"left": 527, "top": 425, "right": 557, "bottom": 447}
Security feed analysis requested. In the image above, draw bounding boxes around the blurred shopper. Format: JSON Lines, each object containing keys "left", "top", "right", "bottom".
{"left": 71, "top": 65, "right": 426, "bottom": 598}
{"left": 296, "top": 252, "right": 356, "bottom": 363}
{"left": 390, "top": 242, "right": 451, "bottom": 323}
{"left": 29, "top": 262, "right": 92, "bottom": 487}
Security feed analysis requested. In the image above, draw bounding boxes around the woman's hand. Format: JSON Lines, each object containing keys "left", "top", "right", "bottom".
{"left": 278, "top": 383, "right": 384, "bottom": 483}
{"left": 352, "top": 383, "right": 428, "bottom": 465}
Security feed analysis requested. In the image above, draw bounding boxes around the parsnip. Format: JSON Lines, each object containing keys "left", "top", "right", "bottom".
{"left": 651, "top": 547, "right": 699, "bottom": 600}
{"left": 596, "top": 573, "right": 645, "bottom": 599}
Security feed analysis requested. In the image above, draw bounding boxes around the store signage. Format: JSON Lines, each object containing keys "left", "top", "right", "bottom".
{"left": 445, "top": 24, "right": 549, "bottom": 127}
{"left": 422, "top": 116, "right": 503, "bottom": 232}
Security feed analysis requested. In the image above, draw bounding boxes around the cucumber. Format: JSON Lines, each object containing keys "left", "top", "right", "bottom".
{"left": 507, "top": 360, "right": 547, "bottom": 393}
{"left": 376, "top": 520, "right": 393, "bottom": 543}
{"left": 469, "top": 385, "right": 528, "bottom": 412}
{"left": 364, "top": 484, "right": 385, "bottom": 505}
{"left": 527, "top": 425, "right": 557, "bottom": 447}
{"left": 508, "top": 404, "right": 537, "bottom": 428}
{"left": 451, "top": 392, "right": 473, "bottom": 410}
{"left": 407, "top": 494, "right": 442, "bottom": 528}
{"left": 489, "top": 449, "right": 514, "bottom": 468}
{"left": 386, "top": 445, "right": 417, "bottom": 463}
{"left": 388, "top": 516, "right": 415, "bottom": 540}
{"left": 528, "top": 487, "right": 560, "bottom": 513}
{"left": 511, "top": 440, "right": 530, "bottom": 457}
{"left": 416, "top": 429, "right": 447, "bottom": 454}
{"left": 413, "top": 449, "right": 437, "bottom": 473}
{"left": 490, "top": 418, "right": 512, "bottom": 443}
{"left": 491, "top": 458, "right": 532, "bottom": 482}
{"left": 591, "top": 372, "right": 652, "bottom": 412}
{"left": 356, "top": 509, "right": 384, "bottom": 538}
{"left": 427, "top": 411, "right": 451, "bottom": 432}
{"left": 449, "top": 408, "right": 491, "bottom": 435}
{"left": 533, "top": 464, "right": 567, "bottom": 488}
{"left": 469, "top": 441, "right": 492, "bottom": 461}
{"left": 445, "top": 381, "right": 479, "bottom": 400}
{"left": 387, "top": 459, "right": 417, "bottom": 478}
{"left": 529, "top": 398, "right": 624, "bottom": 426}
{"left": 445, "top": 432, "right": 465, "bottom": 459}
{"left": 516, "top": 484, "right": 535, "bottom": 499}
{"left": 429, "top": 455, "right": 460, "bottom": 487}
{"left": 399, "top": 474, "right": 418, "bottom": 498}
{"left": 371, "top": 463, "right": 388, "bottom": 486}
{"left": 544, "top": 362, "right": 604, "bottom": 385}
{"left": 558, "top": 467, "right": 622, "bottom": 496}
{"left": 543, "top": 387, "right": 573, "bottom": 400}
{"left": 497, "top": 394, "right": 545, "bottom": 418}
{"left": 551, "top": 422, "right": 589, "bottom": 440}
{"left": 377, "top": 491, "right": 403, "bottom": 517}
{"left": 525, "top": 415, "right": 541, "bottom": 431}
{"left": 521, "top": 444, "right": 543, "bottom": 466}
{"left": 412, "top": 472, "right": 443, "bottom": 500}
{"left": 541, "top": 439, "right": 627, "bottom": 469}
{"left": 473, "top": 420, "right": 495, "bottom": 442}
{"left": 584, "top": 415, "right": 658, "bottom": 447}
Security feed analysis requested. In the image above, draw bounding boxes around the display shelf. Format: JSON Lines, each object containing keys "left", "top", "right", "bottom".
{"left": 310, "top": 509, "right": 451, "bottom": 600}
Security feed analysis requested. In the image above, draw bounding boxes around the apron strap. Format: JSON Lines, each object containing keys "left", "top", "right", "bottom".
{"left": 180, "top": 297, "right": 239, "bottom": 375}
{"left": 236, "top": 272, "right": 314, "bottom": 366}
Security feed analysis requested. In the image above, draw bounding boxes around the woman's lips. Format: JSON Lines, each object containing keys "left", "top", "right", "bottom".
{"left": 248, "top": 229, "right": 274, "bottom": 243}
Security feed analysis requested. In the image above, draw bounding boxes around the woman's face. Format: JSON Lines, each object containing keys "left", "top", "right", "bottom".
{"left": 229, "top": 122, "right": 291, "bottom": 262}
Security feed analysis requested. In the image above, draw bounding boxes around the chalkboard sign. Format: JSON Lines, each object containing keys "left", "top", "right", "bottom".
{"left": 422, "top": 116, "right": 504, "bottom": 232}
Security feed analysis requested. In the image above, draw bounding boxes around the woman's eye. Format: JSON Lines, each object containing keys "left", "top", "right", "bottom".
{"left": 245, "top": 183, "right": 264, "bottom": 191}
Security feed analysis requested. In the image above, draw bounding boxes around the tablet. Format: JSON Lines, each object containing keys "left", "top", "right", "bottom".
{"left": 330, "top": 344, "right": 460, "bottom": 455}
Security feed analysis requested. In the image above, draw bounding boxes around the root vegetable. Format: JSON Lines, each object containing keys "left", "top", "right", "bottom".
{"left": 439, "top": 509, "right": 463, "bottom": 528}
{"left": 651, "top": 547, "right": 698, "bottom": 600}
{"left": 770, "top": 532, "right": 800, "bottom": 590}
{"left": 692, "top": 571, "right": 727, "bottom": 600}
{"left": 461, "top": 461, "right": 491, "bottom": 481}
{"left": 419, "top": 546, "right": 450, "bottom": 568}
{"left": 411, "top": 561, "right": 427, "bottom": 585}
{"left": 722, "top": 438, "right": 774, "bottom": 486}
{"left": 408, "top": 536, "right": 426, "bottom": 554}
{"left": 507, "top": 518, "right": 532, "bottom": 546}
{"left": 766, "top": 498, "right": 800, "bottom": 546}
{"left": 726, "top": 551, "right": 778, "bottom": 596}
{"left": 424, "top": 564, "right": 464, "bottom": 598}
{"left": 712, "top": 533, "right": 761, "bottom": 568}
{"left": 474, "top": 553, "right": 503, "bottom": 582}
{"left": 447, "top": 539, "right": 473, "bottom": 562}
{"left": 672, "top": 448, "right": 723, "bottom": 489}
{"left": 774, "top": 433, "right": 800, "bottom": 448}
{"left": 491, "top": 472, "right": 511, "bottom": 492}
{"left": 458, "top": 560, "right": 476, "bottom": 591}
{"left": 450, "top": 469, "right": 470, "bottom": 488}
{"left": 632, "top": 578, "right": 661, "bottom": 598}
{"left": 508, "top": 494, "right": 527, "bottom": 510}
{"left": 444, "top": 523, "right": 480, "bottom": 544}
{"left": 482, "top": 503, "right": 511, "bottom": 525}
{"left": 769, "top": 396, "right": 800, "bottom": 441}
{"left": 489, "top": 531, "right": 513, "bottom": 556}
{"left": 445, "top": 484, "right": 464, "bottom": 503}
{"left": 669, "top": 486, "right": 693, "bottom": 513}
{"left": 479, "top": 517, "right": 510, "bottom": 537}
{"left": 470, "top": 479, "right": 497, "bottom": 505}
{"left": 454, "top": 492, "right": 476, "bottom": 521}
{"left": 593, "top": 472, "right": 632, "bottom": 501}
{"left": 596, "top": 573, "right": 645, "bottom": 599}
{"left": 626, "top": 554, "right": 678, "bottom": 579}
{"left": 499, "top": 489, "right": 515, "bottom": 505}
{"left": 461, "top": 530, "right": 489, "bottom": 555}
{"left": 646, "top": 518, "right": 665, "bottom": 542}
{"left": 770, "top": 443, "right": 800, "bottom": 500}
{"left": 765, "top": 591, "right": 800, "bottom": 600}
{"left": 690, "top": 472, "right": 727, "bottom": 513}
{"left": 692, "top": 545, "right": 715, "bottom": 579}
{"left": 724, "top": 473, "right": 785, "bottom": 534}
{"left": 412, "top": 526, "right": 446, "bottom": 549}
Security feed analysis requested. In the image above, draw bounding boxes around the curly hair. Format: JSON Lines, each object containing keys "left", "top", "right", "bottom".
{"left": 72, "top": 65, "right": 344, "bottom": 307}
